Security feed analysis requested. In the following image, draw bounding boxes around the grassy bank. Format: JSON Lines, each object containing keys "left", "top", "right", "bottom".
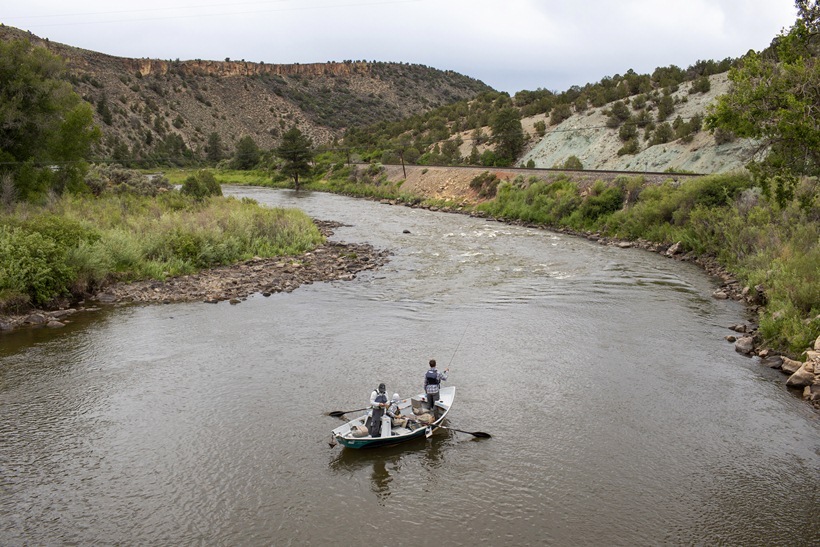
{"left": 0, "top": 192, "right": 323, "bottom": 312}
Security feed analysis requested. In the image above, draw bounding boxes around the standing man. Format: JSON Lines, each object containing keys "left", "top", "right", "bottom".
{"left": 424, "top": 359, "right": 448, "bottom": 415}
{"left": 368, "top": 383, "right": 388, "bottom": 437}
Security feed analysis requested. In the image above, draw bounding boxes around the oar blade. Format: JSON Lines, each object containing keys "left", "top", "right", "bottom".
{"left": 471, "top": 431, "right": 492, "bottom": 438}
{"left": 328, "top": 411, "right": 347, "bottom": 417}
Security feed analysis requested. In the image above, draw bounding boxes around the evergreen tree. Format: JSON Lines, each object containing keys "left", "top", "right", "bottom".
{"left": 490, "top": 107, "right": 524, "bottom": 165}
{"left": 275, "top": 126, "right": 313, "bottom": 190}
{"left": 206, "top": 132, "right": 223, "bottom": 164}
{"left": 232, "top": 135, "right": 260, "bottom": 170}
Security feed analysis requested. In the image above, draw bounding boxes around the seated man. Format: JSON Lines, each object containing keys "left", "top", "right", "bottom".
{"left": 387, "top": 393, "right": 414, "bottom": 429}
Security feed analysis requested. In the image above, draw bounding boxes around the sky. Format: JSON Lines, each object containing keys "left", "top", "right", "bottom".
{"left": 2, "top": 0, "right": 800, "bottom": 94}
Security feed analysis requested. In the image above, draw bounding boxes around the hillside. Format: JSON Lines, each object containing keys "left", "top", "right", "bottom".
{"left": 517, "top": 73, "right": 759, "bottom": 173}
{"left": 0, "top": 25, "right": 493, "bottom": 162}
{"left": 346, "top": 66, "right": 760, "bottom": 176}
{"left": 436, "top": 72, "right": 759, "bottom": 175}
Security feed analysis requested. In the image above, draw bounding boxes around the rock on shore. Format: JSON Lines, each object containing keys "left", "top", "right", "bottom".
{"left": 95, "top": 239, "right": 389, "bottom": 305}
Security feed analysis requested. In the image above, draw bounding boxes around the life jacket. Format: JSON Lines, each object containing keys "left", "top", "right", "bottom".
{"left": 425, "top": 369, "right": 440, "bottom": 393}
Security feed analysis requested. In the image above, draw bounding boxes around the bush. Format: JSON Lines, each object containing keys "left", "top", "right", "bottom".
{"left": 572, "top": 182, "right": 624, "bottom": 226}
{"left": 689, "top": 76, "right": 711, "bottom": 94}
{"left": 181, "top": 170, "right": 222, "bottom": 199}
{"left": 606, "top": 101, "right": 631, "bottom": 128}
{"left": 617, "top": 139, "right": 640, "bottom": 156}
{"left": 0, "top": 225, "right": 74, "bottom": 306}
{"left": 562, "top": 156, "right": 583, "bottom": 170}
{"left": 649, "top": 122, "right": 674, "bottom": 145}
{"left": 469, "top": 172, "right": 501, "bottom": 198}
{"left": 618, "top": 120, "right": 638, "bottom": 142}
{"left": 549, "top": 104, "right": 572, "bottom": 126}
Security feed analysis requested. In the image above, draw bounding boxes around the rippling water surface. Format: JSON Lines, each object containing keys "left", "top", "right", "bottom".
{"left": 1, "top": 187, "right": 817, "bottom": 546}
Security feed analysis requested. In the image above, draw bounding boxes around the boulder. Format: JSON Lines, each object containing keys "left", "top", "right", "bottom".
{"left": 24, "top": 313, "right": 47, "bottom": 325}
{"left": 734, "top": 336, "right": 755, "bottom": 355}
{"left": 815, "top": 335, "right": 820, "bottom": 351}
{"left": 781, "top": 357, "right": 803, "bottom": 375}
{"left": 786, "top": 363, "right": 814, "bottom": 387}
{"left": 46, "top": 320, "right": 65, "bottom": 328}
{"left": 759, "top": 355, "right": 784, "bottom": 369}
{"left": 713, "top": 290, "right": 729, "bottom": 300}
{"left": 666, "top": 241, "right": 683, "bottom": 256}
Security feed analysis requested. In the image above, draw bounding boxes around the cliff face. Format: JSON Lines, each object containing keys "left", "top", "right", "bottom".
{"left": 124, "top": 58, "right": 375, "bottom": 79}
{"left": 0, "top": 25, "right": 493, "bottom": 164}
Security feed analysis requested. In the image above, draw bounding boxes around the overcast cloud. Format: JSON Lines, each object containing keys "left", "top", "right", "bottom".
{"left": 3, "top": 0, "right": 799, "bottom": 93}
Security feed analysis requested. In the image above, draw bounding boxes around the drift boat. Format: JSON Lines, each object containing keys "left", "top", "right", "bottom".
{"left": 330, "top": 386, "right": 455, "bottom": 449}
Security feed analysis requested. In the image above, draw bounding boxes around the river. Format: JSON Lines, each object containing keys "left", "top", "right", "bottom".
{"left": 1, "top": 187, "right": 817, "bottom": 546}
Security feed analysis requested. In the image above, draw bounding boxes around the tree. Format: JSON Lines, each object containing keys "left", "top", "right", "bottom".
{"left": 0, "top": 39, "right": 100, "bottom": 202}
{"left": 275, "top": 126, "right": 313, "bottom": 190}
{"left": 707, "top": 0, "right": 820, "bottom": 205}
{"left": 232, "top": 135, "right": 260, "bottom": 170}
{"left": 490, "top": 107, "right": 524, "bottom": 164}
{"left": 205, "top": 132, "right": 223, "bottom": 164}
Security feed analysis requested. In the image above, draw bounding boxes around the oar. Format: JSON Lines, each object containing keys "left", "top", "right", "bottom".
{"left": 434, "top": 425, "right": 491, "bottom": 438}
{"left": 327, "top": 407, "right": 369, "bottom": 418}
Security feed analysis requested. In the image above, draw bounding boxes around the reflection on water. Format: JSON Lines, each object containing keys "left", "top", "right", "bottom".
{"left": 329, "top": 433, "right": 449, "bottom": 505}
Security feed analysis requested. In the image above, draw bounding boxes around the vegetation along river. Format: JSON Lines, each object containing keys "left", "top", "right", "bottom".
{"left": 1, "top": 186, "right": 818, "bottom": 546}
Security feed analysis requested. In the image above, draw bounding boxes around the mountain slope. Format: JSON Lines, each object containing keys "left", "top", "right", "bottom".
{"left": 0, "top": 25, "right": 493, "bottom": 161}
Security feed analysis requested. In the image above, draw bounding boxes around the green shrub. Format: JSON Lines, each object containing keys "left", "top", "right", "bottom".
{"left": 0, "top": 225, "right": 74, "bottom": 306}
{"left": 181, "top": 170, "right": 222, "bottom": 199}
{"left": 469, "top": 172, "right": 501, "bottom": 198}
{"left": 617, "top": 139, "right": 640, "bottom": 156}
{"left": 18, "top": 213, "right": 101, "bottom": 248}
{"left": 549, "top": 104, "right": 572, "bottom": 126}
{"left": 562, "top": 156, "right": 583, "bottom": 170}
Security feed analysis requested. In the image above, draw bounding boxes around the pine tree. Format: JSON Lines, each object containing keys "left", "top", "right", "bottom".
{"left": 275, "top": 126, "right": 313, "bottom": 190}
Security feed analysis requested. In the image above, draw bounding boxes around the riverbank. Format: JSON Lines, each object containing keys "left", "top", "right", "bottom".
{"left": 0, "top": 220, "right": 390, "bottom": 332}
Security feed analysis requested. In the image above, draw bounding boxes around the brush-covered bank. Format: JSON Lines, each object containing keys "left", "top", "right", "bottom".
{"left": 0, "top": 184, "right": 388, "bottom": 332}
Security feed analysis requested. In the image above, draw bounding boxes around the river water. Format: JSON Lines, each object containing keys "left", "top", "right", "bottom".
{"left": 1, "top": 187, "right": 818, "bottom": 546}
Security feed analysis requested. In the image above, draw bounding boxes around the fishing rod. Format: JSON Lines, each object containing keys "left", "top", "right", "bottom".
{"left": 447, "top": 324, "right": 469, "bottom": 369}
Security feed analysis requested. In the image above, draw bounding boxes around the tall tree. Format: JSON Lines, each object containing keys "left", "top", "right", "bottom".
{"left": 490, "top": 107, "right": 524, "bottom": 166}
{"left": 232, "top": 135, "right": 260, "bottom": 170}
{"left": 275, "top": 126, "right": 313, "bottom": 190}
{"left": 205, "top": 132, "right": 223, "bottom": 164}
{"left": 0, "top": 39, "right": 100, "bottom": 202}
{"left": 707, "top": 0, "right": 819, "bottom": 206}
